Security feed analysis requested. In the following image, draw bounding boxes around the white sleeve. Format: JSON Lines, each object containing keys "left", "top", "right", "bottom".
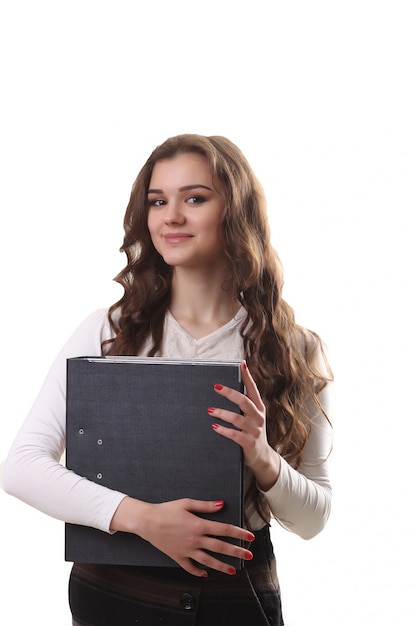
{"left": 260, "top": 386, "right": 333, "bottom": 540}
{"left": 3, "top": 309, "right": 127, "bottom": 534}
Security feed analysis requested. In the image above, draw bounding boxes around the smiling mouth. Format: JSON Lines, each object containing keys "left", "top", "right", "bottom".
{"left": 163, "top": 234, "right": 193, "bottom": 243}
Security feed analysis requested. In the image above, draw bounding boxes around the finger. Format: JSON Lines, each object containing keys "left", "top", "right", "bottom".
{"left": 213, "top": 374, "right": 264, "bottom": 420}
{"left": 180, "top": 499, "right": 255, "bottom": 544}
{"left": 208, "top": 406, "right": 253, "bottom": 432}
{"left": 210, "top": 394, "right": 262, "bottom": 429}
{"left": 213, "top": 382, "right": 255, "bottom": 418}
{"left": 201, "top": 519, "right": 255, "bottom": 544}
{"left": 182, "top": 498, "right": 226, "bottom": 514}
{"left": 178, "top": 557, "right": 209, "bottom": 578}
{"left": 201, "top": 536, "right": 254, "bottom": 563}
{"left": 240, "top": 362, "right": 265, "bottom": 411}
{"left": 192, "top": 550, "right": 246, "bottom": 576}
{"left": 191, "top": 549, "right": 239, "bottom": 575}
{"left": 211, "top": 422, "right": 250, "bottom": 448}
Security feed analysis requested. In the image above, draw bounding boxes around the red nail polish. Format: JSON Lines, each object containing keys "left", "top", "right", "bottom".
{"left": 247, "top": 532, "right": 255, "bottom": 541}
{"left": 245, "top": 550, "right": 253, "bottom": 560}
{"left": 207, "top": 407, "right": 215, "bottom": 414}
{"left": 214, "top": 500, "right": 224, "bottom": 507}
{"left": 242, "top": 361, "right": 247, "bottom": 370}
{"left": 212, "top": 423, "right": 219, "bottom": 430}
{"left": 214, "top": 384, "right": 223, "bottom": 391}
{"left": 201, "top": 571, "right": 208, "bottom": 578}
{"left": 228, "top": 566, "right": 236, "bottom": 575}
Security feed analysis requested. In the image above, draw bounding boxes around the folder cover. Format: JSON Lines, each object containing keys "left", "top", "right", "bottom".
{"left": 65, "top": 357, "right": 244, "bottom": 568}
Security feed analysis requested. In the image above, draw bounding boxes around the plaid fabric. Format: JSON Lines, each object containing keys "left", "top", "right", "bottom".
{"left": 69, "top": 526, "right": 284, "bottom": 626}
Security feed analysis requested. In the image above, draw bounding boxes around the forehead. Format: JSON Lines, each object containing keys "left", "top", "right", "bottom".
{"left": 149, "top": 153, "right": 213, "bottom": 188}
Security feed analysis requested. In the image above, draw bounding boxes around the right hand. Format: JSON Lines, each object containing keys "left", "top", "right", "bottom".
{"left": 110, "top": 496, "right": 254, "bottom": 577}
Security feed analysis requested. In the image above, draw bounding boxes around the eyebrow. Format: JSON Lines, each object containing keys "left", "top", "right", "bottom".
{"left": 147, "top": 184, "right": 213, "bottom": 194}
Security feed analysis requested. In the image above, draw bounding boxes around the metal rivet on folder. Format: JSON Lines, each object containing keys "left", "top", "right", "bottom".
{"left": 78, "top": 428, "right": 84, "bottom": 435}
{"left": 97, "top": 473, "right": 103, "bottom": 480}
{"left": 97, "top": 439, "right": 103, "bottom": 445}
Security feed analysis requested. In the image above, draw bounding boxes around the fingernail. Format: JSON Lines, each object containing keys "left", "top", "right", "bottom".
{"left": 212, "top": 423, "right": 219, "bottom": 430}
{"left": 245, "top": 550, "right": 253, "bottom": 560}
{"left": 228, "top": 566, "right": 236, "bottom": 575}
{"left": 247, "top": 532, "right": 255, "bottom": 541}
{"left": 201, "top": 571, "right": 208, "bottom": 578}
{"left": 242, "top": 361, "right": 247, "bottom": 370}
{"left": 214, "top": 384, "right": 223, "bottom": 390}
{"left": 214, "top": 500, "right": 224, "bottom": 507}
{"left": 207, "top": 407, "right": 215, "bottom": 414}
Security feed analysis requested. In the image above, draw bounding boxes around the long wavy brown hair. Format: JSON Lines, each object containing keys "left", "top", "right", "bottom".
{"left": 104, "top": 134, "right": 332, "bottom": 524}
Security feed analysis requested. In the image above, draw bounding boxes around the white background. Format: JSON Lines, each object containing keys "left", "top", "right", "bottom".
{"left": 1, "top": 1, "right": 416, "bottom": 624}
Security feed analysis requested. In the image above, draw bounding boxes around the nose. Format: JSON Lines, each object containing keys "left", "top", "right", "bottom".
{"left": 163, "top": 200, "right": 185, "bottom": 224}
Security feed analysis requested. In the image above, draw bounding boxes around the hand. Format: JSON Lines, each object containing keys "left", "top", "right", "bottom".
{"left": 110, "top": 496, "right": 254, "bottom": 577}
{"left": 209, "top": 362, "right": 281, "bottom": 491}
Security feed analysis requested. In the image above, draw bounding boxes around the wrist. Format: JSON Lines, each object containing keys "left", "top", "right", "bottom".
{"left": 110, "top": 496, "right": 154, "bottom": 538}
{"left": 252, "top": 447, "right": 281, "bottom": 493}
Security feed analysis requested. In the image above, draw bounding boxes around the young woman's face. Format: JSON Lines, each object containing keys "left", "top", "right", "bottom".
{"left": 147, "top": 153, "right": 228, "bottom": 271}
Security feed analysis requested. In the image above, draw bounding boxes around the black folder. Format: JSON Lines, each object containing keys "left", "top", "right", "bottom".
{"left": 65, "top": 356, "right": 244, "bottom": 568}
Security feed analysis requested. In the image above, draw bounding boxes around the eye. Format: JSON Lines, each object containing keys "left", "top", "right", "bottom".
{"left": 186, "top": 195, "right": 206, "bottom": 204}
{"left": 148, "top": 198, "right": 166, "bottom": 207}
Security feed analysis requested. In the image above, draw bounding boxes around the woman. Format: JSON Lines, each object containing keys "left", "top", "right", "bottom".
{"left": 4, "top": 134, "right": 333, "bottom": 625}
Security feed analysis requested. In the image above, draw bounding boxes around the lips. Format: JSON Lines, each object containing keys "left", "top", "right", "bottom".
{"left": 163, "top": 233, "right": 193, "bottom": 243}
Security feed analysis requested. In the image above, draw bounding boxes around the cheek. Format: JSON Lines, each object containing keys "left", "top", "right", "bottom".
{"left": 214, "top": 219, "right": 226, "bottom": 246}
{"left": 204, "top": 211, "right": 224, "bottom": 234}
{"left": 147, "top": 213, "right": 158, "bottom": 238}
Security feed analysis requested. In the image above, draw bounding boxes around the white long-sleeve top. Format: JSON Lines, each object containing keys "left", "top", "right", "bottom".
{"left": 4, "top": 307, "right": 332, "bottom": 539}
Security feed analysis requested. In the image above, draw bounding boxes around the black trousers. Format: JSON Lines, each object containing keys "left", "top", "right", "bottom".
{"left": 69, "top": 525, "right": 284, "bottom": 626}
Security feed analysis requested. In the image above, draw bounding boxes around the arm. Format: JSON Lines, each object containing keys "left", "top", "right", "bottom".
{"left": 258, "top": 389, "right": 332, "bottom": 539}
{"left": 210, "top": 363, "right": 333, "bottom": 540}
{"left": 110, "top": 496, "right": 255, "bottom": 577}
{"left": 3, "top": 309, "right": 127, "bottom": 533}
{"left": 3, "top": 312, "right": 254, "bottom": 575}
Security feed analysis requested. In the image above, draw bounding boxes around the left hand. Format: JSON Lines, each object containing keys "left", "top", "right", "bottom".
{"left": 209, "top": 362, "right": 281, "bottom": 491}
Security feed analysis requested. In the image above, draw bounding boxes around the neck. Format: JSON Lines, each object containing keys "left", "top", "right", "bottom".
{"left": 169, "top": 268, "right": 240, "bottom": 338}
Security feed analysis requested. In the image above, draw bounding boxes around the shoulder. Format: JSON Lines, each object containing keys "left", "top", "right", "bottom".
{"left": 72, "top": 307, "right": 112, "bottom": 340}
{"left": 293, "top": 326, "right": 331, "bottom": 377}
{"left": 55, "top": 308, "right": 117, "bottom": 359}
